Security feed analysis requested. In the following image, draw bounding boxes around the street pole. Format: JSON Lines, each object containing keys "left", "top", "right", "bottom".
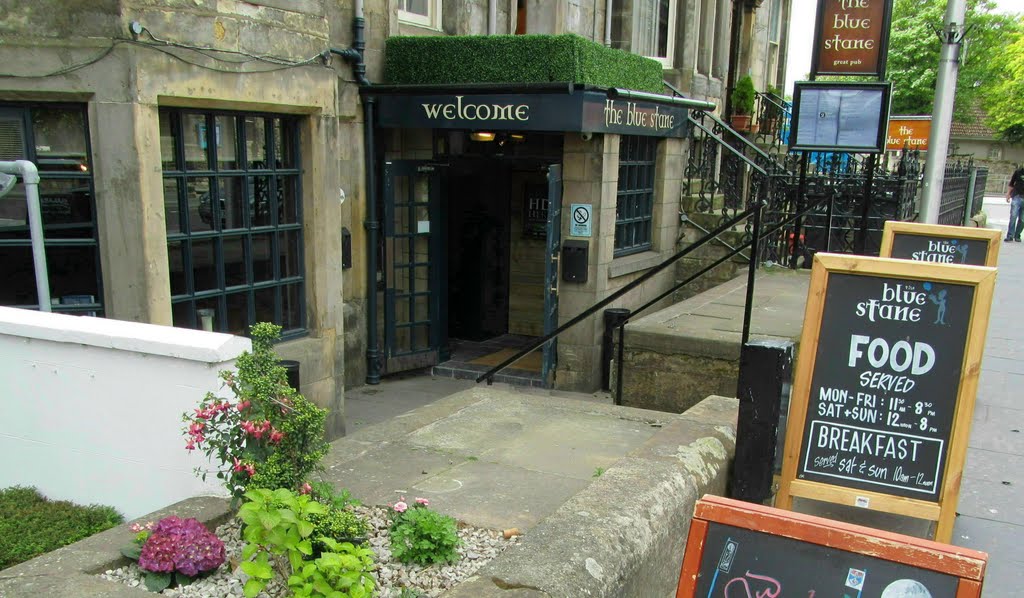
{"left": 920, "top": 0, "right": 967, "bottom": 223}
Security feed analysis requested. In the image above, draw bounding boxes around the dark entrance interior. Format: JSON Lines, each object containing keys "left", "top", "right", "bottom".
{"left": 436, "top": 131, "right": 563, "bottom": 382}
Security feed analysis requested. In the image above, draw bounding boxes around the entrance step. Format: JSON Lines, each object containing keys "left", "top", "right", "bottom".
{"left": 432, "top": 361, "right": 545, "bottom": 387}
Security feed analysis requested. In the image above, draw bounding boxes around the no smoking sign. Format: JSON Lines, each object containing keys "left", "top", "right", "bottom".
{"left": 570, "top": 203, "right": 592, "bottom": 237}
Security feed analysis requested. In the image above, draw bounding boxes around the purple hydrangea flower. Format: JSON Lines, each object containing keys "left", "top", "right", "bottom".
{"left": 137, "top": 516, "right": 225, "bottom": 577}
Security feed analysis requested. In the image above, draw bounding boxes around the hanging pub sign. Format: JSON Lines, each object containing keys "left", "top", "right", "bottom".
{"left": 811, "top": 0, "right": 894, "bottom": 77}
{"left": 776, "top": 253, "right": 996, "bottom": 543}
{"left": 676, "top": 495, "right": 988, "bottom": 598}
{"left": 375, "top": 89, "right": 690, "bottom": 138}
{"left": 881, "top": 221, "right": 1002, "bottom": 267}
{"left": 887, "top": 116, "right": 931, "bottom": 151}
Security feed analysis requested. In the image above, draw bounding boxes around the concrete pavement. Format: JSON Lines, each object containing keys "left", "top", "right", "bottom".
{"left": 951, "top": 198, "right": 1024, "bottom": 596}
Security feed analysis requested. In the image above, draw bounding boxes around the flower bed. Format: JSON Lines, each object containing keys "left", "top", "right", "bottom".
{"left": 101, "top": 505, "right": 519, "bottom": 597}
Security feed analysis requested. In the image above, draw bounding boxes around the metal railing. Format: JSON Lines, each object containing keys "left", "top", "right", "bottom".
{"left": 754, "top": 91, "right": 792, "bottom": 151}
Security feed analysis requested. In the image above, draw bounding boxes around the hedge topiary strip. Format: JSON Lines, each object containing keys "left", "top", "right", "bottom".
{"left": 383, "top": 34, "right": 663, "bottom": 93}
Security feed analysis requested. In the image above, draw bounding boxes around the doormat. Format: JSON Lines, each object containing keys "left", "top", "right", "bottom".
{"left": 468, "top": 348, "right": 543, "bottom": 372}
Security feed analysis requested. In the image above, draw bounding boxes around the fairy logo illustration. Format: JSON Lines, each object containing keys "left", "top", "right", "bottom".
{"left": 923, "top": 282, "right": 948, "bottom": 326}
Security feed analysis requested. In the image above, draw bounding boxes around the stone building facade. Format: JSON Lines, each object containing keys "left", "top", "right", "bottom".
{"left": 0, "top": 0, "right": 790, "bottom": 436}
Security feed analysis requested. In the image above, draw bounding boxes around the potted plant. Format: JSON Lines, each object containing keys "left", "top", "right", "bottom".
{"left": 730, "top": 75, "right": 756, "bottom": 132}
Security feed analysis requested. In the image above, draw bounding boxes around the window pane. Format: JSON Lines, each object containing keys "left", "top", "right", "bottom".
{"left": 215, "top": 115, "right": 238, "bottom": 170}
{"left": 403, "top": 0, "right": 429, "bottom": 17}
{"left": 283, "top": 283, "right": 302, "bottom": 331}
{"left": 245, "top": 116, "right": 267, "bottom": 168}
{"left": 250, "top": 176, "right": 272, "bottom": 227}
{"left": 0, "top": 245, "right": 37, "bottom": 305}
{"left": 0, "top": 181, "right": 27, "bottom": 233}
{"left": 168, "top": 241, "right": 187, "bottom": 296}
{"left": 164, "top": 178, "right": 182, "bottom": 235}
{"left": 657, "top": 0, "right": 671, "bottom": 58}
{"left": 226, "top": 291, "right": 249, "bottom": 335}
{"left": 196, "top": 297, "right": 219, "bottom": 331}
{"left": 277, "top": 176, "right": 299, "bottom": 224}
{"left": 47, "top": 245, "right": 99, "bottom": 304}
{"left": 172, "top": 300, "right": 194, "bottom": 328}
{"left": 279, "top": 229, "right": 301, "bottom": 278}
{"left": 186, "top": 177, "right": 214, "bottom": 233}
{"left": 254, "top": 287, "right": 276, "bottom": 324}
{"left": 32, "top": 107, "right": 90, "bottom": 173}
{"left": 223, "top": 235, "right": 247, "bottom": 287}
{"left": 191, "top": 238, "right": 218, "bottom": 292}
{"left": 159, "top": 112, "right": 179, "bottom": 171}
{"left": 272, "top": 119, "right": 295, "bottom": 169}
{"left": 252, "top": 233, "right": 273, "bottom": 282}
{"left": 184, "top": 114, "right": 210, "bottom": 170}
{"left": 218, "top": 176, "right": 246, "bottom": 230}
{"left": 40, "top": 179, "right": 96, "bottom": 232}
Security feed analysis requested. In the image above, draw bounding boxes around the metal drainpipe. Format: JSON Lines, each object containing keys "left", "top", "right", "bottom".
{"left": 330, "top": 3, "right": 379, "bottom": 382}
{"left": 0, "top": 160, "right": 50, "bottom": 311}
{"left": 605, "top": 0, "right": 613, "bottom": 46}
{"left": 488, "top": 0, "right": 497, "bottom": 34}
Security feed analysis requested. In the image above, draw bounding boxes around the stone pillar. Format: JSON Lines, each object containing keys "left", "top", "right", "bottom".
{"left": 89, "top": 100, "right": 172, "bottom": 325}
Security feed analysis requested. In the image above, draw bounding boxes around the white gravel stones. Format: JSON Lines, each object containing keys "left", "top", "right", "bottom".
{"left": 100, "top": 505, "right": 519, "bottom": 597}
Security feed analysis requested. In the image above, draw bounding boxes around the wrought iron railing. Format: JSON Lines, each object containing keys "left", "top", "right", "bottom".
{"left": 754, "top": 91, "right": 792, "bottom": 151}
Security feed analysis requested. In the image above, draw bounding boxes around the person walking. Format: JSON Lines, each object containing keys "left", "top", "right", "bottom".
{"left": 1006, "top": 165, "right": 1024, "bottom": 242}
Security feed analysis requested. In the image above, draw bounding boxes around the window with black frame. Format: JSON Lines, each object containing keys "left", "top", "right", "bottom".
{"left": 614, "top": 135, "right": 658, "bottom": 256}
{"left": 160, "top": 109, "right": 305, "bottom": 338}
{"left": 0, "top": 104, "right": 103, "bottom": 316}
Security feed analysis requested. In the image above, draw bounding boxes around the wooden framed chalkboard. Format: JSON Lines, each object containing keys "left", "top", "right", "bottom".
{"left": 776, "top": 253, "right": 996, "bottom": 543}
{"left": 880, "top": 221, "right": 1001, "bottom": 267}
{"left": 676, "top": 495, "right": 987, "bottom": 598}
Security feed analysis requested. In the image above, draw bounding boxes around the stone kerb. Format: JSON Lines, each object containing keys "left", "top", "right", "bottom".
{"left": 0, "top": 306, "right": 243, "bottom": 519}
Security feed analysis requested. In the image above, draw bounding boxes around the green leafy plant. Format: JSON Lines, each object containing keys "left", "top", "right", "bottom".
{"left": 0, "top": 486, "right": 123, "bottom": 570}
{"left": 308, "top": 507, "right": 369, "bottom": 556}
{"left": 732, "top": 75, "right": 756, "bottom": 116}
{"left": 310, "top": 481, "right": 361, "bottom": 510}
{"left": 592, "top": 467, "right": 605, "bottom": 477}
{"left": 238, "top": 488, "right": 376, "bottom": 598}
{"left": 384, "top": 34, "right": 663, "bottom": 93}
{"left": 183, "top": 323, "right": 329, "bottom": 502}
{"left": 119, "top": 516, "right": 226, "bottom": 592}
{"left": 388, "top": 497, "right": 460, "bottom": 566}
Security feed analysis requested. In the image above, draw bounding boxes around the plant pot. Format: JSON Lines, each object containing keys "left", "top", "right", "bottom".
{"left": 730, "top": 114, "right": 751, "bottom": 132}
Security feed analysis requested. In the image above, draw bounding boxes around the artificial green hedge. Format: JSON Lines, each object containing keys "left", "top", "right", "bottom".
{"left": 383, "top": 34, "right": 663, "bottom": 93}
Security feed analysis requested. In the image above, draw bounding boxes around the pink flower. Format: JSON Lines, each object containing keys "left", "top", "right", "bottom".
{"left": 185, "top": 440, "right": 195, "bottom": 451}
{"left": 393, "top": 501, "right": 408, "bottom": 513}
{"left": 194, "top": 408, "right": 209, "bottom": 420}
{"left": 189, "top": 422, "right": 205, "bottom": 436}
{"left": 299, "top": 482, "right": 312, "bottom": 495}
{"left": 237, "top": 400, "right": 251, "bottom": 411}
{"left": 244, "top": 464, "right": 255, "bottom": 476}
{"left": 269, "top": 429, "right": 284, "bottom": 444}
{"left": 232, "top": 457, "right": 245, "bottom": 473}
{"left": 415, "top": 497, "right": 430, "bottom": 506}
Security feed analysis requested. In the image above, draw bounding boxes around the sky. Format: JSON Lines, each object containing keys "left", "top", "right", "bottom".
{"left": 784, "top": 0, "right": 1024, "bottom": 95}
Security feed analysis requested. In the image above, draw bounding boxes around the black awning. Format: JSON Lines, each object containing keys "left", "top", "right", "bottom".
{"left": 369, "top": 84, "right": 714, "bottom": 139}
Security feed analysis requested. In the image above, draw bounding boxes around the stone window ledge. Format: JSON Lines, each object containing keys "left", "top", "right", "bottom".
{"left": 609, "top": 250, "right": 663, "bottom": 279}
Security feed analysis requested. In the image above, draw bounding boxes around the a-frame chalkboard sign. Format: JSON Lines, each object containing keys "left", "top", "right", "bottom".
{"left": 776, "top": 253, "right": 996, "bottom": 542}
{"left": 676, "top": 495, "right": 988, "bottom": 598}
{"left": 880, "top": 221, "right": 1001, "bottom": 267}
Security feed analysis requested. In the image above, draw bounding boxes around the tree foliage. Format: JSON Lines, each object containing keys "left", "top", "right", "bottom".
{"left": 983, "top": 29, "right": 1024, "bottom": 142}
{"left": 886, "top": 0, "right": 1023, "bottom": 138}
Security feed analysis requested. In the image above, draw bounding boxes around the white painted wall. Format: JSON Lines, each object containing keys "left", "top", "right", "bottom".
{"left": 0, "top": 307, "right": 251, "bottom": 519}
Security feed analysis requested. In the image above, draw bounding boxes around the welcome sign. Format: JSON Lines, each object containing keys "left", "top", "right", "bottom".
{"left": 375, "top": 90, "right": 689, "bottom": 138}
{"left": 777, "top": 254, "right": 996, "bottom": 543}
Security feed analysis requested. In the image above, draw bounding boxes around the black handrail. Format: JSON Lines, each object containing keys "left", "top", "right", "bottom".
{"left": 474, "top": 203, "right": 759, "bottom": 384}
{"left": 612, "top": 193, "right": 830, "bottom": 402}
